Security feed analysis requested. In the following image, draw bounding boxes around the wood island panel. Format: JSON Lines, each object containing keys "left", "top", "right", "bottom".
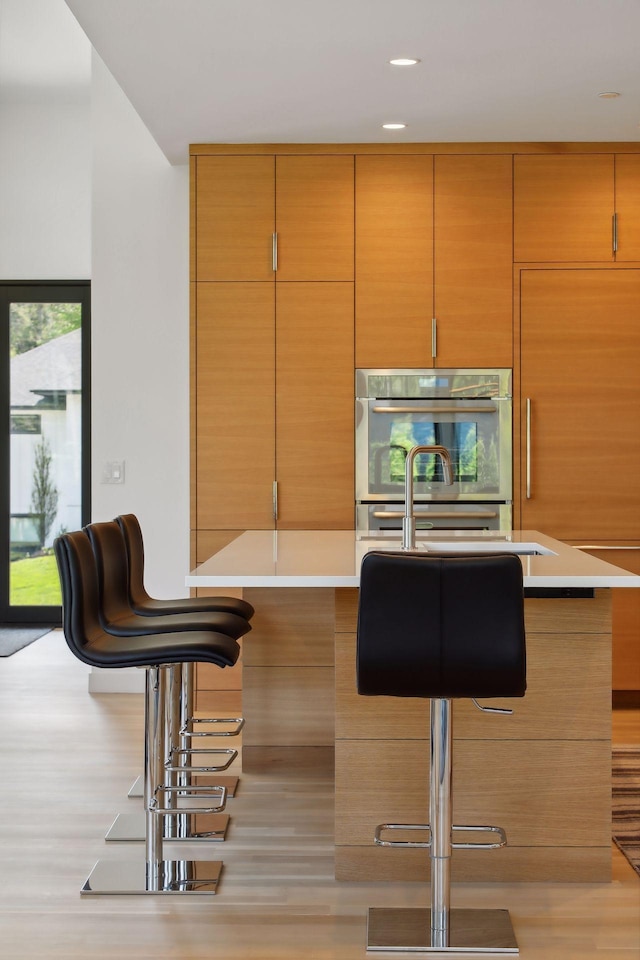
{"left": 334, "top": 587, "right": 612, "bottom": 882}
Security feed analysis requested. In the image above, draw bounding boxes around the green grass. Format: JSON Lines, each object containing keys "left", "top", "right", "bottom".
{"left": 10, "top": 553, "right": 61, "bottom": 606}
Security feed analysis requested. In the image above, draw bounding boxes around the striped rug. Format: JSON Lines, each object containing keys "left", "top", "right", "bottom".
{"left": 612, "top": 746, "right": 640, "bottom": 877}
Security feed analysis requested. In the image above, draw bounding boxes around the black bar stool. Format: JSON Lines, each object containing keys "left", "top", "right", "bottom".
{"left": 85, "top": 520, "right": 250, "bottom": 843}
{"left": 54, "top": 529, "right": 244, "bottom": 895}
{"left": 115, "top": 514, "right": 254, "bottom": 801}
{"left": 357, "top": 551, "right": 526, "bottom": 954}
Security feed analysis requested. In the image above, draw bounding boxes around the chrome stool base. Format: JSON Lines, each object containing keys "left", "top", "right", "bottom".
{"left": 367, "top": 908, "right": 518, "bottom": 954}
{"left": 105, "top": 811, "right": 230, "bottom": 842}
{"left": 81, "top": 858, "right": 222, "bottom": 895}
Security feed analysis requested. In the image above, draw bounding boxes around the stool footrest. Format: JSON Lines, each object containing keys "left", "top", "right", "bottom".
{"left": 181, "top": 717, "right": 245, "bottom": 737}
{"left": 374, "top": 822, "right": 507, "bottom": 850}
{"left": 150, "top": 796, "right": 227, "bottom": 816}
{"left": 165, "top": 748, "right": 237, "bottom": 773}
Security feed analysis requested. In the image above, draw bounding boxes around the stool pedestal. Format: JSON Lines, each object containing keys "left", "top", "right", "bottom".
{"left": 82, "top": 667, "right": 225, "bottom": 896}
{"left": 367, "top": 699, "right": 518, "bottom": 954}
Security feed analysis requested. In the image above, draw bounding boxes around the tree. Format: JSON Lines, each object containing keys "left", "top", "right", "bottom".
{"left": 10, "top": 302, "right": 81, "bottom": 357}
{"left": 30, "top": 437, "right": 59, "bottom": 546}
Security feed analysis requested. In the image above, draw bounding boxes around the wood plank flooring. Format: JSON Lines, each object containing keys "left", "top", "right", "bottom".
{"left": 0, "top": 630, "right": 638, "bottom": 959}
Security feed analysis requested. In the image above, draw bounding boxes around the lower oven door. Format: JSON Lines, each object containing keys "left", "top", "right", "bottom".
{"left": 357, "top": 502, "right": 512, "bottom": 534}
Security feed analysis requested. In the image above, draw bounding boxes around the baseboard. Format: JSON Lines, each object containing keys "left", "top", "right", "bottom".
{"left": 88, "top": 667, "right": 145, "bottom": 693}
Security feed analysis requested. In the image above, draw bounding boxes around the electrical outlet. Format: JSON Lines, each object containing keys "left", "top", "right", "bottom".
{"left": 101, "top": 460, "right": 125, "bottom": 484}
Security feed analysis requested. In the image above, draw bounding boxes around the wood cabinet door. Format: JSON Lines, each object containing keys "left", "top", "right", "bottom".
{"left": 275, "top": 283, "right": 354, "bottom": 529}
{"left": 196, "top": 282, "right": 275, "bottom": 529}
{"left": 568, "top": 543, "right": 640, "bottom": 691}
{"left": 275, "top": 156, "right": 354, "bottom": 281}
{"left": 520, "top": 269, "right": 640, "bottom": 540}
{"left": 514, "top": 155, "right": 615, "bottom": 262}
{"left": 355, "top": 155, "right": 434, "bottom": 368}
{"left": 433, "top": 155, "right": 513, "bottom": 367}
{"left": 615, "top": 154, "right": 640, "bottom": 261}
{"left": 195, "top": 156, "right": 275, "bottom": 280}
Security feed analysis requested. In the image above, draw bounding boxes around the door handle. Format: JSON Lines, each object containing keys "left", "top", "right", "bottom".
{"left": 525, "top": 398, "right": 532, "bottom": 500}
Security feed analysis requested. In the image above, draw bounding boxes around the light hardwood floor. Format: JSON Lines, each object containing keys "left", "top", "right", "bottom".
{"left": 0, "top": 630, "right": 638, "bottom": 960}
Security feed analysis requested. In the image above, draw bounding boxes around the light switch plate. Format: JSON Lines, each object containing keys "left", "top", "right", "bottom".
{"left": 101, "top": 460, "right": 125, "bottom": 484}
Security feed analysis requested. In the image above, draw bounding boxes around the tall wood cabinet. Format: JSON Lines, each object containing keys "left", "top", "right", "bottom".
{"left": 355, "top": 154, "right": 513, "bottom": 368}
{"left": 519, "top": 268, "right": 640, "bottom": 690}
{"left": 519, "top": 268, "right": 640, "bottom": 541}
{"left": 193, "top": 153, "right": 355, "bottom": 537}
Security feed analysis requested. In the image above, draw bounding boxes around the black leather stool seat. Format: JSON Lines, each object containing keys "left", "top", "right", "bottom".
{"left": 55, "top": 530, "right": 241, "bottom": 671}
{"left": 116, "top": 514, "right": 254, "bottom": 621}
{"left": 357, "top": 551, "right": 526, "bottom": 700}
{"left": 85, "top": 521, "right": 250, "bottom": 640}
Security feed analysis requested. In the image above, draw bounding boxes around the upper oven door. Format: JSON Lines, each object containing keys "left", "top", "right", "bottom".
{"left": 355, "top": 396, "right": 512, "bottom": 502}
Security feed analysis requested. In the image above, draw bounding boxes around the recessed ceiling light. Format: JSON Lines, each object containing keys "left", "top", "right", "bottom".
{"left": 598, "top": 91, "right": 621, "bottom": 98}
{"left": 382, "top": 123, "right": 407, "bottom": 130}
{"left": 389, "top": 58, "right": 420, "bottom": 66}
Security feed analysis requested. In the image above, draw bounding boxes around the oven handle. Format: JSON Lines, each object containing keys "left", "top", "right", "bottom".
{"left": 372, "top": 405, "right": 497, "bottom": 414}
{"left": 372, "top": 510, "right": 499, "bottom": 520}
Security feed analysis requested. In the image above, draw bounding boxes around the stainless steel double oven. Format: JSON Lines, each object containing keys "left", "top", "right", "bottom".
{"left": 356, "top": 369, "right": 513, "bottom": 534}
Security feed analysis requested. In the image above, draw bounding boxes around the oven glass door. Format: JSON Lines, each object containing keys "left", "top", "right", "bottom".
{"left": 356, "top": 398, "right": 512, "bottom": 501}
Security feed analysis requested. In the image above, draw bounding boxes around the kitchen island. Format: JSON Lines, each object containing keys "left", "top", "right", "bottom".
{"left": 187, "top": 530, "right": 639, "bottom": 884}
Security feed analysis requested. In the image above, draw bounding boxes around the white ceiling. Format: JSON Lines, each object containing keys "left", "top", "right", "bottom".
{"left": 14, "top": 0, "right": 640, "bottom": 162}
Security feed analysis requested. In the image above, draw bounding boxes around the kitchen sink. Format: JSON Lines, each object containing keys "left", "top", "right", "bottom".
{"left": 359, "top": 538, "right": 555, "bottom": 556}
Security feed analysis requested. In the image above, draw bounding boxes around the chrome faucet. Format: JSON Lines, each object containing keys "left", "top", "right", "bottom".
{"left": 402, "top": 445, "right": 454, "bottom": 550}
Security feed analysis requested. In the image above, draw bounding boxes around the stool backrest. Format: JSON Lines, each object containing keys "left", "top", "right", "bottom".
{"left": 115, "top": 513, "right": 150, "bottom": 607}
{"left": 84, "top": 521, "right": 135, "bottom": 628}
{"left": 357, "top": 551, "right": 526, "bottom": 700}
{"left": 54, "top": 530, "right": 108, "bottom": 665}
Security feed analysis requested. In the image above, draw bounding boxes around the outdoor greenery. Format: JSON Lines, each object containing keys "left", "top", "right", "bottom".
{"left": 10, "top": 302, "right": 81, "bottom": 356}
{"left": 30, "top": 437, "right": 59, "bottom": 544}
{"left": 10, "top": 553, "right": 61, "bottom": 606}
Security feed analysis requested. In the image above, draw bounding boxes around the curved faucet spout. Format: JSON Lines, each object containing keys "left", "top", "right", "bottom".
{"left": 402, "top": 445, "right": 454, "bottom": 550}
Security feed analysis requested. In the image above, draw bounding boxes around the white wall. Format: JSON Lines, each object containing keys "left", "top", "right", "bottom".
{"left": 0, "top": 101, "right": 91, "bottom": 279}
{"left": 90, "top": 52, "right": 190, "bottom": 601}
{"left": 1, "top": 1, "right": 191, "bottom": 691}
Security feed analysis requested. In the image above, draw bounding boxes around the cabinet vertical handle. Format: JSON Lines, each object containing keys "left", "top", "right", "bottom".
{"left": 272, "top": 480, "right": 278, "bottom": 520}
{"left": 272, "top": 232, "right": 278, "bottom": 272}
{"left": 612, "top": 213, "right": 618, "bottom": 254}
{"left": 431, "top": 318, "right": 437, "bottom": 359}
{"left": 525, "top": 398, "right": 532, "bottom": 500}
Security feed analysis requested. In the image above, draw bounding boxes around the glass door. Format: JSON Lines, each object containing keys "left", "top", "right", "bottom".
{"left": 0, "top": 283, "right": 90, "bottom": 624}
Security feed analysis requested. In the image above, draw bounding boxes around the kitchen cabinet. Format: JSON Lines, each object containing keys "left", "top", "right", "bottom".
{"left": 519, "top": 268, "right": 640, "bottom": 541}
{"left": 568, "top": 542, "right": 640, "bottom": 691}
{"left": 514, "top": 154, "right": 640, "bottom": 263}
{"left": 355, "top": 155, "right": 434, "bottom": 367}
{"left": 195, "top": 280, "right": 355, "bottom": 533}
{"left": 195, "top": 282, "right": 275, "bottom": 530}
{"left": 355, "top": 154, "right": 513, "bottom": 368}
{"left": 275, "top": 283, "right": 355, "bottom": 529}
{"left": 615, "top": 154, "right": 640, "bottom": 261}
{"left": 433, "top": 154, "right": 513, "bottom": 367}
{"left": 194, "top": 154, "right": 354, "bottom": 281}
{"left": 193, "top": 154, "right": 356, "bottom": 538}
{"left": 275, "top": 156, "right": 354, "bottom": 281}
{"left": 195, "top": 156, "right": 275, "bottom": 281}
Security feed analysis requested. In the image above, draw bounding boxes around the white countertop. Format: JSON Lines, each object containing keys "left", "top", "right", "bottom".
{"left": 186, "top": 529, "right": 640, "bottom": 589}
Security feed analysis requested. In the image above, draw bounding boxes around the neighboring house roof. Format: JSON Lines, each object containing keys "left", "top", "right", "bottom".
{"left": 10, "top": 328, "right": 81, "bottom": 408}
